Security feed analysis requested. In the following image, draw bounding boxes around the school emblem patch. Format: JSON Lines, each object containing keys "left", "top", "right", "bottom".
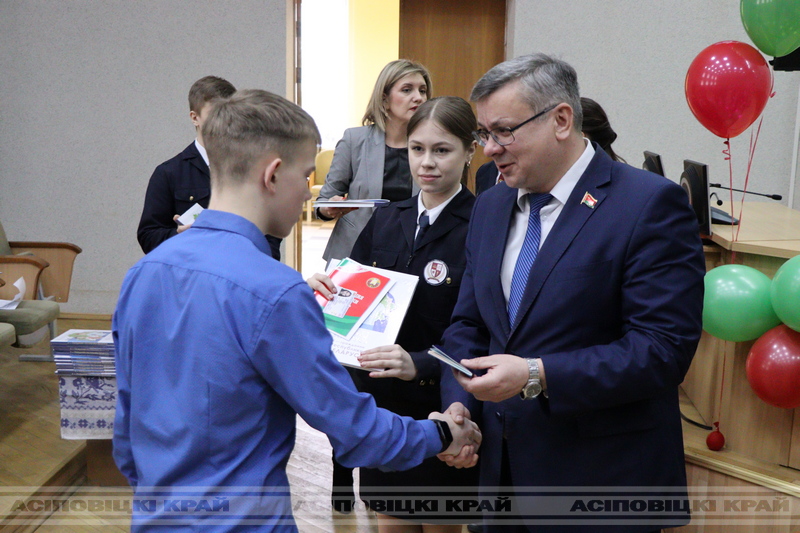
{"left": 424, "top": 260, "right": 448, "bottom": 286}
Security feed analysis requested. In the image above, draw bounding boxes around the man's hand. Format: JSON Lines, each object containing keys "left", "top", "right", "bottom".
{"left": 432, "top": 402, "right": 480, "bottom": 468}
{"left": 455, "top": 354, "right": 529, "bottom": 403}
{"left": 318, "top": 195, "right": 359, "bottom": 220}
{"left": 428, "top": 410, "right": 481, "bottom": 467}
{"left": 173, "top": 214, "right": 192, "bottom": 234}
{"left": 306, "top": 273, "right": 337, "bottom": 300}
{"left": 358, "top": 344, "right": 416, "bottom": 381}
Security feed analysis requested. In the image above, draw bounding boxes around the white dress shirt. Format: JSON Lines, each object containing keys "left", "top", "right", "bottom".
{"left": 500, "top": 140, "right": 595, "bottom": 304}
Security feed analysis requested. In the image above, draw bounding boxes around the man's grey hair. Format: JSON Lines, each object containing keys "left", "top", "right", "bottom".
{"left": 470, "top": 53, "right": 582, "bottom": 132}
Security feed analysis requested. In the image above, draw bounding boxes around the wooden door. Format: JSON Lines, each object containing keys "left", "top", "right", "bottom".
{"left": 400, "top": 0, "right": 506, "bottom": 191}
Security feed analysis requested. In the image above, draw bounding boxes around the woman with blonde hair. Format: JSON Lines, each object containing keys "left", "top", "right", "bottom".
{"left": 316, "top": 59, "right": 432, "bottom": 263}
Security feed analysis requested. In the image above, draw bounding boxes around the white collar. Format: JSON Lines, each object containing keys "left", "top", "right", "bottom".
{"left": 417, "top": 184, "right": 462, "bottom": 225}
{"left": 516, "top": 138, "right": 595, "bottom": 210}
{"left": 195, "top": 139, "right": 209, "bottom": 167}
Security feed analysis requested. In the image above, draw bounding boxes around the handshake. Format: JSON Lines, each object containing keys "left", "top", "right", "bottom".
{"left": 428, "top": 402, "right": 481, "bottom": 469}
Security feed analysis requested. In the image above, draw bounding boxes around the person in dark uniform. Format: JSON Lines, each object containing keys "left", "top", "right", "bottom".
{"left": 137, "top": 75, "right": 282, "bottom": 259}
{"left": 309, "top": 96, "right": 480, "bottom": 533}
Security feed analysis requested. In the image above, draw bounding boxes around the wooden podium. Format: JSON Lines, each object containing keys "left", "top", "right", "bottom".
{"left": 675, "top": 202, "right": 800, "bottom": 532}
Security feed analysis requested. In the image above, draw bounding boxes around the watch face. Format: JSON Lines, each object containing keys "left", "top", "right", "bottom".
{"left": 522, "top": 381, "right": 542, "bottom": 399}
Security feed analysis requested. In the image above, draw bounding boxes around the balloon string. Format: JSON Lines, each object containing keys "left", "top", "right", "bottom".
{"left": 736, "top": 115, "right": 765, "bottom": 242}
{"left": 716, "top": 344, "right": 727, "bottom": 434}
{"left": 723, "top": 139, "right": 736, "bottom": 260}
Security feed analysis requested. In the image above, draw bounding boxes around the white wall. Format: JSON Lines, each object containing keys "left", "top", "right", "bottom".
{"left": 510, "top": 1, "right": 800, "bottom": 208}
{"left": 3, "top": 1, "right": 799, "bottom": 316}
{"left": 301, "top": 0, "right": 350, "bottom": 149}
{"left": 0, "top": 1, "right": 288, "bottom": 314}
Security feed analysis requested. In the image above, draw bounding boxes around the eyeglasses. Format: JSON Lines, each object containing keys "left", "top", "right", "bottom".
{"left": 472, "top": 104, "right": 558, "bottom": 147}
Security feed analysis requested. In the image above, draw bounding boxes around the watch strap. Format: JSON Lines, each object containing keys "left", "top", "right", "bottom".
{"left": 433, "top": 419, "right": 453, "bottom": 453}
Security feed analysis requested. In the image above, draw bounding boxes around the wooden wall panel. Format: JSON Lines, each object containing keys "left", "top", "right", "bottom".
{"left": 400, "top": 0, "right": 506, "bottom": 191}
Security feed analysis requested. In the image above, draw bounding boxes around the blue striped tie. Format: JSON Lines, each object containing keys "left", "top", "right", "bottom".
{"left": 508, "top": 193, "right": 552, "bottom": 325}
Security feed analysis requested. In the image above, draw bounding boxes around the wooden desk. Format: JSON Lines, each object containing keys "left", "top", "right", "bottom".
{"left": 708, "top": 201, "right": 800, "bottom": 258}
{"left": 680, "top": 202, "right": 800, "bottom": 531}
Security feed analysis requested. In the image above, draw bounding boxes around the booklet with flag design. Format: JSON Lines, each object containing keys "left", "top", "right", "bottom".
{"left": 315, "top": 258, "right": 418, "bottom": 370}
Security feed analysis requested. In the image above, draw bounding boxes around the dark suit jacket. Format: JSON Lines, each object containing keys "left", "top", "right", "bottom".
{"left": 441, "top": 146, "right": 704, "bottom": 531}
{"left": 475, "top": 160, "right": 499, "bottom": 196}
{"left": 349, "top": 186, "right": 475, "bottom": 418}
{"left": 137, "top": 142, "right": 281, "bottom": 259}
{"left": 349, "top": 186, "right": 477, "bottom": 491}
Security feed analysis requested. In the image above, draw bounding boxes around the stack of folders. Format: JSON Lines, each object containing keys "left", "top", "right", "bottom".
{"left": 52, "top": 329, "right": 115, "bottom": 376}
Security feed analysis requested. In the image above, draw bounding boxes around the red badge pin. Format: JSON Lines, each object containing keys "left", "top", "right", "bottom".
{"left": 581, "top": 192, "right": 598, "bottom": 209}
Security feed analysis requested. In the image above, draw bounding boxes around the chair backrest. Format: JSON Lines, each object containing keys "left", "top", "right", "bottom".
{"left": 314, "top": 149, "right": 335, "bottom": 186}
{"left": 0, "top": 221, "right": 12, "bottom": 256}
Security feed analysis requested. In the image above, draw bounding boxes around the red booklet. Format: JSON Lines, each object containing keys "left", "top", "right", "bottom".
{"left": 315, "top": 259, "right": 394, "bottom": 340}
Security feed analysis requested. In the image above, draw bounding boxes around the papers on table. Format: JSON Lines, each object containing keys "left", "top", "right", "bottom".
{"left": 177, "top": 203, "right": 204, "bottom": 226}
{"left": 312, "top": 199, "right": 389, "bottom": 208}
{"left": 315, "top": 258, "right": 418, "bottom": 371}
{"left": 52, "top": 329, "right": 116, "bottom": 376}
{"left": 0, "top": 277, "right": 26, "bottom": 310}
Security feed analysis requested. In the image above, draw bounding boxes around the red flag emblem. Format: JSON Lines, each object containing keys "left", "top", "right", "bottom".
{"left": 581, "top": 192, "right": 598, "bottom": 209}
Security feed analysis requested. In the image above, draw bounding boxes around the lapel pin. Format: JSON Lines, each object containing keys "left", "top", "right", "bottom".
{"left": 581, "top": 192, "right": 598, "bottom": 209}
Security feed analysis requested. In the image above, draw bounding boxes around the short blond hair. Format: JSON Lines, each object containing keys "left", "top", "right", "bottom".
{"left": 202, "top": 89, "right": 320, "bottom": 188}
{"left": 362, "top": 59, "right": 432, "bottom": 131}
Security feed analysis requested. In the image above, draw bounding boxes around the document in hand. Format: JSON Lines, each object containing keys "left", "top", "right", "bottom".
{"left": 315, "top": 259, "right": 395, "bottom": 340}
{"left": 315, "top": 258, "right": 418, "bottom": 369}
{"left": 312, "top": 199, "right": 389, "bottom": 208}
{"left": 177, "top": 203, "right": 204, "bottom": 226}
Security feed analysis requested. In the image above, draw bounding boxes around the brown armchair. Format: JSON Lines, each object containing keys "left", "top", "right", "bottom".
{"left": 0, "top": 220, "right": 82, "bottom": 302}
{"left": 0, "top": 279, "right": 15, "bottom": 348}
{"left": 0, "top": 276, "right": 60, "bottom": 354}
{"left": 306, "top": 149, "right": 335, "bottom": 222}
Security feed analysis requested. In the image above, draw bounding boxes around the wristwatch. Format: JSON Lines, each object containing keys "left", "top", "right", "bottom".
{"left": 520, "top": 358, "right": 543, "bottom": 400}
{"left": 432, "top": 419, "right": 453, "bottom": 453}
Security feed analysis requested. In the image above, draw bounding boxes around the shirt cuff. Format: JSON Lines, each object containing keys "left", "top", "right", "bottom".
{"left": 422, "top": 419, "right": 446, "bottom": 457}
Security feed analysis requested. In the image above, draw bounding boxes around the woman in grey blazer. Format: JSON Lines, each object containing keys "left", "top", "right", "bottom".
{"left": 317, "top": 59, "right": 431, "bottom": 263}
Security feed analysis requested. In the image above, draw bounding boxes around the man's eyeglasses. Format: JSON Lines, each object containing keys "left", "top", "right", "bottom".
{"left": 472, "top": 103, "right": 558, "bottom": 147}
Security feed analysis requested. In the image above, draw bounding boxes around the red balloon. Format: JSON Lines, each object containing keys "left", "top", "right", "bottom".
{"left": 706, "top": 427, "right": 725, "bottom": 451}
{"left": 685, "top": 41, "right": 773, "bottom": 138}
{"left": 746, "top": 325, "right": 800, "bottom": 409}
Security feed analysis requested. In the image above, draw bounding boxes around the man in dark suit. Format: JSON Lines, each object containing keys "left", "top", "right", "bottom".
{"left": 475, "top": 160, "right": 499, "bottom": 195}
{"left": 137, "top": 76, "right": 282, "bottom": 259}
{"left": 439, "top": 54, "right": 705, "bottom": 532}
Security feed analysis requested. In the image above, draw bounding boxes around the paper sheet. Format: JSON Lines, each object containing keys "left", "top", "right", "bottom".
{"left": 0, "top": 277, "right": 26, "bottom": 310}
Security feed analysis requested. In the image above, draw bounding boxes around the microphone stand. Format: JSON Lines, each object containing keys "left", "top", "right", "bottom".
{"left": 709, "top": 183, "right": 782, "bottom": 201}
{"left": 707, "top": 185, "right": 782, "bottom": 225}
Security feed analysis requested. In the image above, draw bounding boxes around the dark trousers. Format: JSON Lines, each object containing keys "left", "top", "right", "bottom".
{"left": 483, "top": 439, "right": 662, "bottom": 533}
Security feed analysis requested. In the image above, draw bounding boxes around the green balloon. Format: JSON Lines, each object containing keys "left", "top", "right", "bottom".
{"left": 741, "top": 0, "right": 800, "bottom": 57}
{"left": 703, "top": 265, "right": 781, "bottom": 342}
{"left": 771, "top": 255, "right": 800, "bottom": 332}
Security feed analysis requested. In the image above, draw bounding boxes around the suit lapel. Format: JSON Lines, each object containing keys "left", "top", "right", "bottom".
{"left": 183, "top": 142, "right": 209, "bottom": 177}
{"left": 365, "top": 127, "right": 386, "bottom": 199}
{"left": 415, "top": 188, "right": 472, "bottom": 250}
{"left": 397, "top": 198, "right": 418, "bottom": 252}
{"left": 509, "top": 148, "right": 613, "bottom": 337}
